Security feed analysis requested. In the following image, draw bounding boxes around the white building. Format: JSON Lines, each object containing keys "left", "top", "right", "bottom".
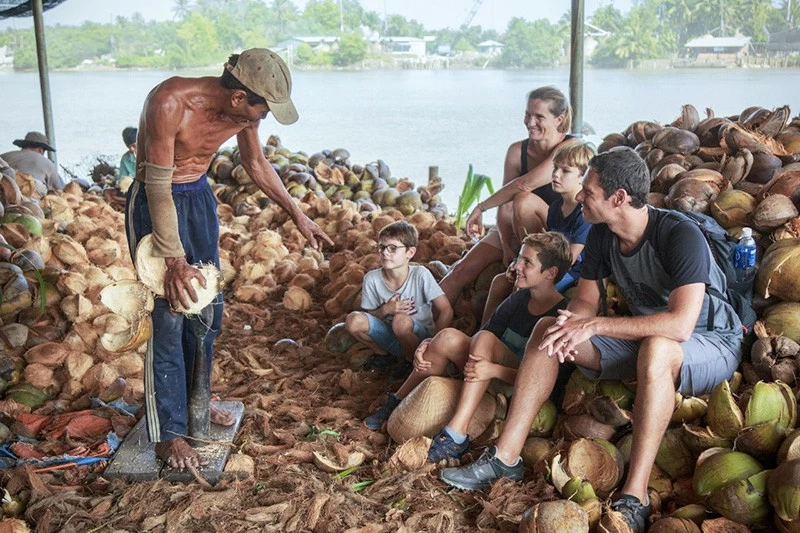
{"left": 382, "top": 37, "right": 427, "bottom": 58}
{"left": 476, "top": 40, "right": 504, "bottom": 56}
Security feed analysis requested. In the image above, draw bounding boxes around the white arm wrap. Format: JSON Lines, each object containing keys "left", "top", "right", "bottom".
{"left": 143, "top": 162, "right": 185, "bottom": 258}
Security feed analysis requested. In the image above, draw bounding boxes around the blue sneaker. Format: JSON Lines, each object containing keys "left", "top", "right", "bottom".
{"left": 439, "top": 445, "right": 523, "bottom": 491}
{"left": 610, "top": 494, "right": 651, "bottom": 533}
{"left": 363, "top": 394, "right": 401, "bottom": 430}
{"left": 427, "top": 429, "right": 470, "bottom": 463}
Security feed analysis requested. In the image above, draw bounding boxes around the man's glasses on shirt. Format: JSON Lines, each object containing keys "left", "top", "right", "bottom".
{"left": 375, "top": 244, "right": 407, "bottom": 254}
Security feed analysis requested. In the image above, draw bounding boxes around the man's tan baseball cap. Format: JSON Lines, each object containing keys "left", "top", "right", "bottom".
{"left": 228, "top": 48, "right": 298, "bottom": 125}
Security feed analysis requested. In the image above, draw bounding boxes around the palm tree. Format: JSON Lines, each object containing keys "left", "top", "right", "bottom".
{"left": 272, "top": 0, "right": 298, "bottom": 35}
{"left": 172, "top": 0, "right": 193, "bottom": 22}
{"left": 662, "top": 0, "right": 694, "bottom": 44}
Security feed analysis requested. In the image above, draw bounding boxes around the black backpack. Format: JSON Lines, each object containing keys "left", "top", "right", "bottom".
{"left": 661, "top": 209, "right": 757, "bottom": 333}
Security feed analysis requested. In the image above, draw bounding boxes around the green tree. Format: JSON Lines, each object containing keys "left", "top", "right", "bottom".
{"left": 302, "top": 0, "right": 341, "bottom": 34}
{"left": 385, "top": 14, "right": 425, "bottom": 37}
{"left": 592, "top": 2, "right": 671, "bottom": 66}
{"left": 272, "top": 0, "right": 298, "bottom": 35}
{"left": 333, "top": 32, "right": 367, "bottom": 65}
{"left": 590, "top": 5, "right": 625, "bottom": 33}
{"left": 172, "top": 0, "right": 194, "bottom": 21}
{"left": 498, "top": 18, "right": 561, "bottom": 68}
{"left": 174, "top": 12, "right": 219, "bottom": 66}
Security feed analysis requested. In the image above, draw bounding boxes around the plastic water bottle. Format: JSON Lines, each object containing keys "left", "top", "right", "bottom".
{"left": 734, "top": 227, "right": 757, "bottom": 284}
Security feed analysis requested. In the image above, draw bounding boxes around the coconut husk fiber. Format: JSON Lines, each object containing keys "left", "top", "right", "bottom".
{"left": 386, "top": 376, "right": 495, "bottom": 443}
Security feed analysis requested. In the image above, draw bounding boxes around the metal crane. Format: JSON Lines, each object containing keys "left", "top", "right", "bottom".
{"left": 450, "top": 0, "right": 485, "bottom": 51}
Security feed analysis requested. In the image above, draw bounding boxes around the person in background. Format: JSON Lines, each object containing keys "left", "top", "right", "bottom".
{"left": 440, "top": 147, "right": 743, "bottom": 533}
{"left": 103, "top": 127, "right": 138, "bottom": 208}
{"left": 438, "top": 87, "right": 575, "bottom": 308}
{"left": 119, "top": 127, "right": 138, "bottom": 179}
{"left": 480, "top": 141, "right": 594, "bottom": 323}
{"left": 1, "top": 131, "right": 65, "bottom": 196}
{"left": 346, "top": 220, "right": 453, "bottom": 380}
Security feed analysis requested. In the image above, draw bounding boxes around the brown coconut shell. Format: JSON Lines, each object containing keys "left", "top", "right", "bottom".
{"left": 666, "top": 178, "right": 719, "bottom": 214}
{"left": 556, "top": 413, "right": 617, "bottom": 442}
{"left": 519, "top": 500, "right": 589, "bottom": 533}
{"left": 746, "top": 152, "right": 783, "bottom": 184}
{"left": 752, "top": 194, "right": 799, "bottom": 231}
{"left": 757, "top": 166, "right": 800, "bottom": 207}
{"left": 551, "top": 438, "right": 624, "bottom": 498}
{"left": 651, "top": 164, "right": 688, "bottom": 194}
{"left": 386, "top": 376, "right": 495, "bottom": 443}
{"left": 650, "top": 517, "right": 701, "bottom": 533}
{"left": 598, "top": 510, "right": 633, "bottom": 533}
{"left": 23, "top": 342, "right": 73, "bottom": 367}
{"left": 653, "top": 127, "right": 700, "bottom": 155}
{"left": 283, "top": 286, "right": 312, "bottom": 311}
{"left": 671, "top": 104, "right": 701, "bottom": 132}
{"left": 64, "top": 351, "right": 94, "bottom": 382}
{"left": 598, "top": 133, "right": 627, "bottom": 153}
{"left": 710, "top": 190, "right": 757, "bottom": 230}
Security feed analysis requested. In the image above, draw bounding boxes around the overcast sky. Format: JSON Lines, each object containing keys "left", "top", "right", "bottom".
{"left": 0, "top": 0, "right": 633, "bottom": 32}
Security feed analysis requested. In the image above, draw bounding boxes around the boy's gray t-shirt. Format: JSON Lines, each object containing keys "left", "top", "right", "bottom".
{"left": 361, "top": 265, "right": 445, "bottom": 333}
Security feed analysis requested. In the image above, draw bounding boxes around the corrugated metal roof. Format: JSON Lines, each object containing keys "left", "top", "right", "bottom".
{"left": 0, "top": 0, "right": 68, "bottom": 19}
{"left": 684, "top": 35, "right": 751, "bottom": 48}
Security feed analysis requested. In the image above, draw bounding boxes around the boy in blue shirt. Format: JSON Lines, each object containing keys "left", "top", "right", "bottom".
{"left": 481, "top": 141, "right": 594, "bottom": 323}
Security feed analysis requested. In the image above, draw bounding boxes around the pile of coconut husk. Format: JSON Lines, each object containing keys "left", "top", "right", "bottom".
{"left": 0, "top": 158, "right": 494, "bottom": 532}
{"left": 207, "top": 135, "right": 448, "bottom": 220}
{"left": 3, "top": 104, "right": 800, "bottom": 532}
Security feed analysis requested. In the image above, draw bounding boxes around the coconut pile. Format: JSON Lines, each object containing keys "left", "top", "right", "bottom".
{"left": 208, "top": 135, "right": 448, "bottom": 221}
{"left": 1, "top": 104, "right": 800, "bottom": 532}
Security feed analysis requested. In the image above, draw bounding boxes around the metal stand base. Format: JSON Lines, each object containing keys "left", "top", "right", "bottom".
{"left": 104, "top": 401, "right": 245, "bottom": 483}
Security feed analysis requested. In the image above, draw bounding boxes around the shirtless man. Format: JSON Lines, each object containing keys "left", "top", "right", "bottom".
{"left": 126, "top": 48, "right": 333, "bottom": 469}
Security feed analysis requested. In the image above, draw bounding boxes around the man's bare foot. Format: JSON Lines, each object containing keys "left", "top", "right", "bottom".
{"left": 210, "top": 403, "right": 236, "bottom": 426}
{"left": 155, "top": 438, "right": 209, "bottom": 470}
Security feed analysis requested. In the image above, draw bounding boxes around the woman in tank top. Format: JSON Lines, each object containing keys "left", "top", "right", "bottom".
{"left": 439, "top": 86, "right": 575, "bottom": 310}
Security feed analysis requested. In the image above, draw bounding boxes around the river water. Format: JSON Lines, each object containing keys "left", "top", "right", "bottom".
{"left": 2, "top": 67, "right": 799, "bottom": 213}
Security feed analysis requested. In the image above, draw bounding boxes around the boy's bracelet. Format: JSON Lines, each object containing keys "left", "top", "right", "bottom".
{"left": 477, "top": 202, "right": 485, "bottom": 213}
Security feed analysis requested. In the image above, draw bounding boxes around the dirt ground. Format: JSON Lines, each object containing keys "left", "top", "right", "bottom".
{"left": 5, "top": 292, "right": 560, "bottom": 533}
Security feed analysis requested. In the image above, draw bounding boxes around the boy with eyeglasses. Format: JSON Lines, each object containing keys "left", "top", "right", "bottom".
{"left": 346, "top": 220, "right": 453, "bottom": 388}
{"left": 363, "top": 232, "right": 571, "bottom": 445}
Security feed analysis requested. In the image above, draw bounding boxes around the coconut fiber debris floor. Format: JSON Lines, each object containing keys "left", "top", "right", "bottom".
{"left": 104, "top": 401, "right": 244, "bottom": 483}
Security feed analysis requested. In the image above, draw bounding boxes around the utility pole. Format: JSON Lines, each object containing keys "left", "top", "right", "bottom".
{"left": 720, "top": 0, "right": 725, "bottom": 37}
{"left": 339, "top": 0, "right": 344, "bottom": 32}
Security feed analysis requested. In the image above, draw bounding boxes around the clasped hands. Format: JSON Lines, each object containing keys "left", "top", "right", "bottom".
{"left": 538, "top": 309, "right": 595, "bottom": 364}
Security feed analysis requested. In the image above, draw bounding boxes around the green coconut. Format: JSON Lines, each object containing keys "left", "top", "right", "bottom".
{"left": 597, "top": 380, "right": 635, "bottom": 409}
{"left": 4, "top": 382, "right": 50, "bottom": 408}
{"left": 380, "top": 188, "right": 400, "bottom": 207}
{"left": 706, "top": 380, "right": 744, "bottom": 439}
{"left": 744, "top": 381, "right": 797, "bottom": 429}
{"left": 530, "top": 399, "right": 558, "bottom": 437}
{"left": 770, "top": 459, "right": 800, "bottom": 522}
{"left": 756, "top": 239, "right": 800, "bottom": 302}
{"left": 655, "top": 428, "right": 695, "bottom": 480}
{"left": 706, "top": 469, "right": 771, "bottom": 527}
{"left": 693, "top": 448, "right": 763, "bottom": 498}
{"left": 762, "top": 303, "right": 800, "bottom": 344}
{"left": 396, "top": 190, "right": 422, "bottom": 216}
